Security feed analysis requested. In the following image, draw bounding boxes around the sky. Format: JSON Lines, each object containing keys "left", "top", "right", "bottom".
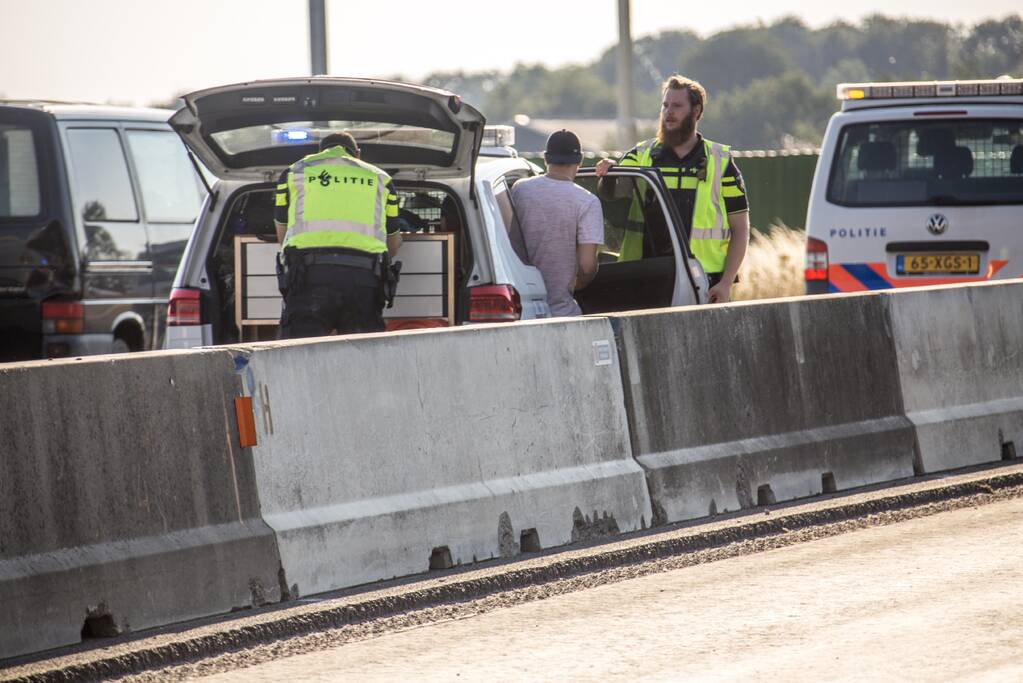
{"left": 0, "top": 0, "right": 1019, "bottom": 107}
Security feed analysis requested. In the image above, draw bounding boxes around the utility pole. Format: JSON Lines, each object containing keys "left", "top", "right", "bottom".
{"left": 615, "top": 0, "right": 637, "bottom": 151}
{"left": 309, "top": 0, "right": 328, "bottom": 76}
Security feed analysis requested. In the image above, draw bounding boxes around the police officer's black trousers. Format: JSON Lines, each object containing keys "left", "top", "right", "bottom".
{"left": 278, "top": 263, "right": 384, "bottom": 339}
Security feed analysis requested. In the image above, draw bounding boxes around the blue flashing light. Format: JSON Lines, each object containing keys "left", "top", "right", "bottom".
{"left": 271, "top": 129, "right": 313, "bottom": 145}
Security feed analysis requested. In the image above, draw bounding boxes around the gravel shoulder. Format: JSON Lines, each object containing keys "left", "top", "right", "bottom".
{"left": 5, "top": 461, "right": 1023, "bottom": 682}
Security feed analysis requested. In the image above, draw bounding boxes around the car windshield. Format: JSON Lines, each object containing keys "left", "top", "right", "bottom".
{"left": 827, "top": 118, "right": 1023, "bottom": 207}
{"left": 211, "top": 120, "right": 456, "bottom": 156}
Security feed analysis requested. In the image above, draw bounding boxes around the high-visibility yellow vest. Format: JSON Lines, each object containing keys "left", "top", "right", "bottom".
{"left": 618, "top": 138, "right": 734, "bottom": 273}
{"left": 278, "top": 147, "right": 393, "bottom": 254}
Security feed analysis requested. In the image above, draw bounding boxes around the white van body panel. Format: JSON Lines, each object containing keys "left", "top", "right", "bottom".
{"left": 807, "top": 102, "right": 1023, "bottom": 292}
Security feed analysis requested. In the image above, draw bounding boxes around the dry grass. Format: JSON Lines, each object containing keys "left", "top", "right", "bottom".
{"left": 732, "top": 224, "right": 806, "bottom": 301}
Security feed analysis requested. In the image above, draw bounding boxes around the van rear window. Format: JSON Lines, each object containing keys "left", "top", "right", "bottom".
{"left": 827, "top": 119, "right": 1023, "bottom": 207}
{"left": 0, "top": 125, "right": 41, "bottom": 217}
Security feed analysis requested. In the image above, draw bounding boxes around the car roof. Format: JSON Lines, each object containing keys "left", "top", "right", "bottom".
{"left": 1, "top": 100, "right": 173, "bottom": 122}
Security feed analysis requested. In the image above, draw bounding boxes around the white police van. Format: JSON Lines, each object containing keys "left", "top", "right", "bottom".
{"left": 805, "top": 78, "right": 1023, "bottom": 293}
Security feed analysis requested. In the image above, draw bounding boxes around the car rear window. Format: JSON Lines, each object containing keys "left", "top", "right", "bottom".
{"left": 210, "top": 121, "right": 455, "bottom": 156}
{"left": 0, "top": 124, "right": 42, "bottom": 217}
{"left": 827, "top": 118, "right": 1023, "bottom": 207}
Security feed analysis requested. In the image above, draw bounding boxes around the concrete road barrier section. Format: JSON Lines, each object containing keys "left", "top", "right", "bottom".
{"left": 608, "top": 296, "right": 918, "bottom": 525}
{"left": 0, "top": 351, "right": 281, "bottom": 660}
{"left": 5, "top": 281, "right": 1022, "bottom": 661}
{"left": 231, "top": 319, "right": 650, "bottom": 598}
{"left": 885, "top": 281, "right": 1023, "bottom": 473}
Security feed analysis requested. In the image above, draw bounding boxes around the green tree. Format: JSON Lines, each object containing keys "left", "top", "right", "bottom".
{"left": 820, "top": 58, "right": 872, "bottom": 90}
{"left": 592, "top": 29, "right": 701, "bottom": 88}
{"left": 484, "top": 64, "right": 616, "bottom": 120}
{"left": 680, "top": 28, "right": 795, "bottom": 94}
{"left": 410, "top": 13, "right": 1023, "bottom": 150}
{"left": 420, "top": 71, "right": 502, "bottom": 111}
{"left": 952, "top": 17, "right": 1023, "bottom": 78}
{"left": 808, "top": 21, "right": 867, "bottom": 83}
{"left": 858, "top": 16, "right": 952, "bottom": 80}
{"left": 702, "top": 71, "right": 836, "bottom": 149}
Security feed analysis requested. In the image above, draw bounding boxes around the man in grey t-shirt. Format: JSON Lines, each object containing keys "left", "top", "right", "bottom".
{"left": 511, "top": 130, "right": 604, "bottom": 317}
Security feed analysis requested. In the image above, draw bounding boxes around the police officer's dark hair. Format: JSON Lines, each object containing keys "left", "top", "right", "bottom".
{"left": 662, "top": 75, "right": 707, "bottom": 118}
{"left": 320, "top": 132, "right": 359, "bottom": 155}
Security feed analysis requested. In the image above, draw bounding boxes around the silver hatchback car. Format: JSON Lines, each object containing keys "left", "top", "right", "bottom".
{"left": 164, "top": 77, "right": 707, "bottom": 348}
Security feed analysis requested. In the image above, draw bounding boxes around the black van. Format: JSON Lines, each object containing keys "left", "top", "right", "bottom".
{"left": 0, "top": 102, "right": 204, "bottom": 361}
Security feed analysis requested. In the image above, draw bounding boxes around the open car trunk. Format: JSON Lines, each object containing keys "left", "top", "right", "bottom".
{"left": 169, "top": 78, "right": 487, "bottom": 340}
{"left": 205, "top": 183, "right": 472, "bottom": 342}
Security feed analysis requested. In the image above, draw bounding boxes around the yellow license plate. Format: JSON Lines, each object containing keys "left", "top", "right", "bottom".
{"left": 896, "top": 253, "right": 980, "bottom": 275}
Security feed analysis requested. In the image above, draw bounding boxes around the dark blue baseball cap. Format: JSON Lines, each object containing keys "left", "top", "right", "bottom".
{"left": 544, "top": 129, "right": 583, "bottom": 164}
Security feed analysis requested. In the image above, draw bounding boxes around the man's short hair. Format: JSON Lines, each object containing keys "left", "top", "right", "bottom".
{"left": 320, "top": 132, "right": 359, "bottom": 155}
{"left": 662, "top": 75, "right": 707, "bottom": 117}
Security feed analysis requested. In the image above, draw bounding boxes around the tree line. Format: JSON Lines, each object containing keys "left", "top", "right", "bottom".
{"left": 413, "top": 14, "right": 1023, "bottom": 150}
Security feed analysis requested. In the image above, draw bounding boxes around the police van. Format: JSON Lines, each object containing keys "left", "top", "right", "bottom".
{"left": 805, "top": 78, "right": 1023, "bottom": 293}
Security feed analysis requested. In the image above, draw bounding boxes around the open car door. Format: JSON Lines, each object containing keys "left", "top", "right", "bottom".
{"left": 572, "top": 167, "right": 708, "bottom": 314}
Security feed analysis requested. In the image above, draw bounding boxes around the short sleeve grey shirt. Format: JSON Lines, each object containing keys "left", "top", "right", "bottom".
{"left": 510, "top": 175, "right": 604, "bottom": 317}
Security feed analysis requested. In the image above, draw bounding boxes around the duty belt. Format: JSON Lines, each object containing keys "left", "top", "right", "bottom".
{"left": 295, "top": 250, "right": 379, "bottom": 271}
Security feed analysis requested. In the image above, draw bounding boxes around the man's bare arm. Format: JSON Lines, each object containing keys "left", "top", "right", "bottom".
{"left": 275, "top": 221, "right": 287, "bottom": 244}
{"left": 574, "top": 243, "right": 599, "bottom": 291}
{"left": 386, "top": 232, "right": 403, "bottom": 259}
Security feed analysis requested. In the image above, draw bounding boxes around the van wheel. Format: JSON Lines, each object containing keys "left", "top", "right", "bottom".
{"left": 111, "top": 338, "right": 131, "bottom": 355}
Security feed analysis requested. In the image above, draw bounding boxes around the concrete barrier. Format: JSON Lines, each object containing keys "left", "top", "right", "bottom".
{"left": 885, "top": 281, "right": 1023, "bottom": 473}
{"left": 608, "top": 295, "right": 918, "bottom": 525}
{"left": 0, "top": 350, "right": 281, "bottom": 660}
{"left": 230, "top": 318, "right": 649, "bottom": 598}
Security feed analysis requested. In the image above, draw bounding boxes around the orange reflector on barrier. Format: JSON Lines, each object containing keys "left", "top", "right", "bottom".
{"left": 234, "top": 396, "right": 257, "bottom": 448}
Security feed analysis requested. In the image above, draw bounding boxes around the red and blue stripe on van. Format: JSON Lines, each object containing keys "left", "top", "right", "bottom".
{"left": 827, "top": 261, "right": 1009, "bottom": 292}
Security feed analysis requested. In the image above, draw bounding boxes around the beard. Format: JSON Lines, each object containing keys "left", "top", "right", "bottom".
{"left": 658, "top": 109, "right": 698, "bottom": 148}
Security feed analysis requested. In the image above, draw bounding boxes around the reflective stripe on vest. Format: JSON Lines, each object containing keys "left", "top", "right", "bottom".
{"left": 617, "top": 138, "right": 732, "bottom": 272}
{"left": 690, "top": 140, "right": 731, "bottom": 273}
{"left": 283, "top": 147, "right": 390, "bottom": 253}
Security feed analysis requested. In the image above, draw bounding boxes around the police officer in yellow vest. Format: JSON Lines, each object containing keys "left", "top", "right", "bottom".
{"left": 596, "top": 75, "right": 750, "bottom": 303}
{"left": 274, "top": 132, "right": 402, "bottom": 338}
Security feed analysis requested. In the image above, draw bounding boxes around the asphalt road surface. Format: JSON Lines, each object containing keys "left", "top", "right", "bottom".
{"left": 193, "top": 491, "right": 1023, "bottom": 681}
{"left": 7, "top": 468, "right": 1022, "bottom": 682}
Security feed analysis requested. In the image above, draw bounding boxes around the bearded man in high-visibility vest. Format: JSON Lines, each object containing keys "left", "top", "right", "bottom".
{"left": 274, "top": 132, "right": 402, "bottom": 338}
{"left": 596, "top": 75, "right": 750, "bottom": 303}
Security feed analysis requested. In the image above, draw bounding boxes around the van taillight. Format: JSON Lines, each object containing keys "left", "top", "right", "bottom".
{"left": 41, "top": 300, "right": 83, "bottom": 334}
{"left": 168, "top": 288, "right": 202, "bottom": 326}
{"left": 805, "top": 237, "right": 829, "bottom": 281}
{"left": 469, "top": 284, "right": 522, "bottom": 322}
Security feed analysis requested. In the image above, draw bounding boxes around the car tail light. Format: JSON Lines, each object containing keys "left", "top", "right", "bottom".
{"left": 168, "top": 288, "right": 202, "bottom": 326}
{"left": 805, "top": 237, "right": 829, "bottom": 281}
{"left": 469, "top": 284, "right": 522, "bottom": 322}
{"left": 41, "top": 300, "right": 84, "bottom": 334}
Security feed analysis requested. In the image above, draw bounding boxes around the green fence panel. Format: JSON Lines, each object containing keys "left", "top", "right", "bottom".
{"left": 733, "top": 152, "right": 819, "bottom": 232}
